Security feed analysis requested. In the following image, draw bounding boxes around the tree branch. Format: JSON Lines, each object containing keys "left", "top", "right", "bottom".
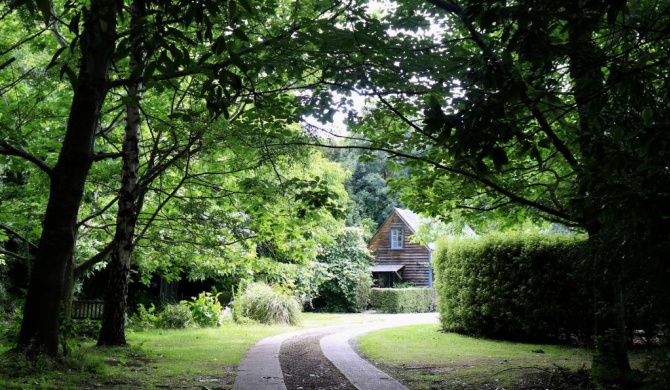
{"left": 0, "top": 57, "right": 16, "bottom": 72}
{"left": 133, "top": 154, "right": 192, "bottom": 246}
{"left": 0, "top": 249, "right": 30, "bottom": 262}
{"left": 0, "top": 139, "right": 53, "bottom": 176}
{"left": 426, "top": 0, "right": 580, "bottom": 169}
{"left": 269, "top": 136, "right": 575, "bottom": 223}
{"left": 0, "top": 222, "right": 39, "bottom": 251}
{"left": 74, "top": 241, "right": 115, "bottom": 278}
{"left": 77, "top": 196, "right": 119, "bottom": 229}
{"left": 93, "top": 152, "right": 123, "bottom": 161}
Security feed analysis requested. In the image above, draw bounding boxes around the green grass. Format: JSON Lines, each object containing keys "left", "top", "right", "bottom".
{"left": 356, "top": 324, "right": 593, "bottom": 389}
{"left": 2, "top": 314, "right": 653, "bottom": 389}
{"left": 0, "top": 322, "right": 295, "bottom": 389}
{"left": 0, "top": 312, "right": 397, "bottom": 389}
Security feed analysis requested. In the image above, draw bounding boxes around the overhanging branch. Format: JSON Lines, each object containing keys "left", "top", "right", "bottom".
{"left": 0, "top": 139, "right": 53, "bottom": 176}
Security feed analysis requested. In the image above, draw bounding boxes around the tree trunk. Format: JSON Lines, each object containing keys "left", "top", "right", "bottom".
{"left": 16, "top": 0, "right": 118, "bottom": 355}
{"left": 592, "top": 270, "right": 631, "bottom": 381}
{"left": 98, "top": 0, "right": 144, "bottom": 346}
{"left": 60, "top": 255, "right": 75, "bottom": 355}
{"left": 565, "top": 8, "right": 631, "bottom": 382}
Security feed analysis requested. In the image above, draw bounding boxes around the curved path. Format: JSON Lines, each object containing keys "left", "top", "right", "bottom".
{"left": 233, "top": 313, "right": 438, "bottom": 390}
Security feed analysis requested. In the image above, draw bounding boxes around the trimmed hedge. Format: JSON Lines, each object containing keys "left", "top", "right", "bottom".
{"left": 369, "top": 287, "right": 434, "bottom": 313}
{"left": 434, "top": 233, "right": 591, "bottom": 344}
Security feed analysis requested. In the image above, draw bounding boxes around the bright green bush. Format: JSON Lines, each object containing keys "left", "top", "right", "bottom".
{"left": 434, "top": 233, "right": 590, "bottom": 343}
{"left": 156, "top": 303, "right": 194, "bottom": 329}
{"left": 369, "top": 287, "right": 434, "bottom": 313}
{"left": 130, "top": 303, "right": 158, "bottom": 330}
{"left": 232, "top": 282, "right": 300, "bottom": 325}
{"left": 130, "top": 292, "right": 230, "bottom": 330}
{"left": 186, "top": 292, "right": 226, "bottom": 327}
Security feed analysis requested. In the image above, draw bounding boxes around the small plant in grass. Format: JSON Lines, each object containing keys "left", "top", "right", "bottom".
{"left": 157, "top": 303, "right": 194, "bottom": 329}
{"left": 128, "top": 303, "right": 159, "bottom": 330}
{"left": 186, "top": 291, "right": 227, "bottom": 327}
{"left": 232, "top": 282, "right": 300, "bottom": 325}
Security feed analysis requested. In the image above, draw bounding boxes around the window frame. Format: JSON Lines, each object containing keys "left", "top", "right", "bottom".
{"left": 390, "top": 227, "right": 404, "bottom": 249}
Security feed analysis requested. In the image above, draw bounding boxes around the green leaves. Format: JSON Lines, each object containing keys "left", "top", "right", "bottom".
{"left": 315, "top": 227, "right": 373, "bottom": 312}
{"left": 35, "top": 0, "right": 52, "bottom": 25}
{"left": 489, "top": 147, "right": 508, "bottom": 172}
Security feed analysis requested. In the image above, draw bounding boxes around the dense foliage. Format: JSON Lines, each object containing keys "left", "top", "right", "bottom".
{"left": 129, "top": 291, "right": 229, "bottom": 330}
{"left": 325, "top": 148, "right": 402, "bottom": 233}
{"left": 332, "top": 0, "right": 670, "bottom": 380}
{"left": 1, "top": 0, "right": 668, "bottom": 384}
{"left": 434, "top": 233, "right": 591, "bottom": 343}
{"left": 369, "top": 288, "right": 434, "bottom": 314}
{"left": 312, "top": 227, "right": 373, "bottom": 312}
{"left": 1, "top": 0, "right": 374, "bottom": 351}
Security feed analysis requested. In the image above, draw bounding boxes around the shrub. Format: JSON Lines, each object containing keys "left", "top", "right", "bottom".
{"left": 232, "top": 282, "right": 300, "bottom": 325}
{"left": 128, "top": 303, "right": 159, "bottom": 330}
{"left": 369, "top": 288, "right": 434, "bottom": 313}
{"left": 186, "top": 292, "right": 226, "bottom": 327}
{"left": 434, "top": 232, "right": 591, "bottom": 343}
{"left": 312, "top": 227, "right": 373, "bottom": 313}
{"left": 156, "top": 303, "right": 194, "bottom": 329}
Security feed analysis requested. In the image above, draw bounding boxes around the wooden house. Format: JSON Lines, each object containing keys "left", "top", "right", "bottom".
{"left": 367, "top": 208, "right": 434, "bottom": 287}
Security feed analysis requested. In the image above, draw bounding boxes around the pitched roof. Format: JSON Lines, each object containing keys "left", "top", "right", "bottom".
{"left": 394, "top": 208, "right": 421, "bottom": 233}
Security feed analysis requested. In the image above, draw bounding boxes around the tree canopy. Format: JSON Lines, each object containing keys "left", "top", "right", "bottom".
{"left": 337, "top": 0, "right": 670, "bottom": 381}
{"left": 1, "top": 0, "right": 669, "bottom": 384}
{"left": 0, "top": 0, "right": 385, "bottom": 353}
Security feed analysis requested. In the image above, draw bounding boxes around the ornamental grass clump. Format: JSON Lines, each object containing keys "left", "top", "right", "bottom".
{"left": 232, "top": 282, "right": 300, "bottom": 325}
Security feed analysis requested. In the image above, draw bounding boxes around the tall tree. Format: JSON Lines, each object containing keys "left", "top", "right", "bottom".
{"left": 321, "top": 0, "right": 670, "bottom": 383}
{"left": 97, "top": 0, "right": 145, "bottom": 346}
{"left": 326, "top": 146, "right": 401, "bottom": 230}
{"left": 14, "top": 0, "right": 119, "bottom": 355}
{"left": 4, "top": 0, "right": 382, "bottom": 353}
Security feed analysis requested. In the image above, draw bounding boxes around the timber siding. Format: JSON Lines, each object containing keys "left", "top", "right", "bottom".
{"left": 368, "top": 209, "right": 433, "bottom": 287}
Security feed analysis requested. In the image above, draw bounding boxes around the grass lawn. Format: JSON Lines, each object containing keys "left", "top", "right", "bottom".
{"left": 356, "top": 324, "right": 594, "bottom": 390}
{"left": 0, "top": 323, "right": 294, "bottom": 390}
{"left": 1, "top": 314, "right": 653, "bottom": 389}
{"left": 0, "top": 312, "right": 390, "bottom": 389}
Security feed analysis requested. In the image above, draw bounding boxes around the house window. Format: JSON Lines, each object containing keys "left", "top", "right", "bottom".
{"left": 390, "top": 227, "right": 403, "bottom": 249}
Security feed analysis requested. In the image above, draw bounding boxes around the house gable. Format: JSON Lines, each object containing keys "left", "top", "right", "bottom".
{"left": 368, "top": 208, "right": 433, "bottom": 287}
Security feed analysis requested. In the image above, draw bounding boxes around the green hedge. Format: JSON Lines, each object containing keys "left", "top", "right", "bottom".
{"left": 434, "top": 233, "right": 591, "bottom": 343}
{"left": 369, "top": 287, "right": 434, "bottom": 313}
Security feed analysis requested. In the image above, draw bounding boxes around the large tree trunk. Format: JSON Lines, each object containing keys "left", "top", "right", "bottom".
{"left": 16, "top": 0, "right": 118, "bottom": 355}
{"left": 98, "top": 0, "right": 145, "bottom": 346}
{"left": 566, "top": 8, "right": 631, "bottom": 383}
{"left": 592, "top": 268, "right": 631, "bottom": 379}
{"left": 59, "top": 254, "right": 76, "bottom": 355}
